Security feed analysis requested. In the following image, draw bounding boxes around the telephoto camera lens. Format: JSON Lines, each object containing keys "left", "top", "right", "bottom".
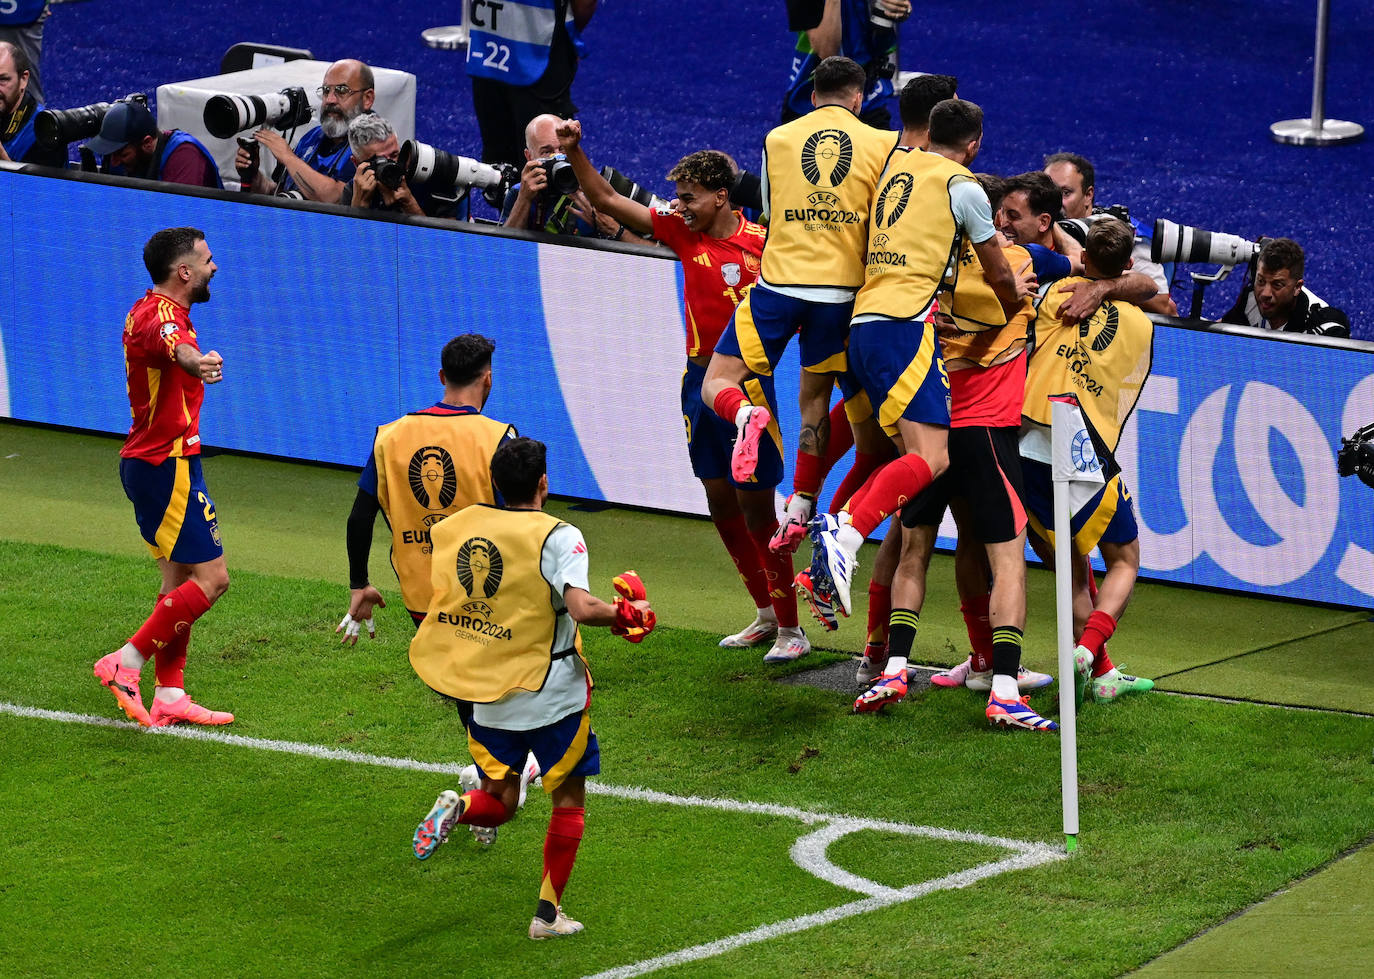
{"left": 1153, "top": 219, "right": 1260, "bottom": 267}
{"left": 34, "top": 101, "right": 114, "bottom": 149}
{"left": 203, "top": 87, "right": 313, "bottom": 140}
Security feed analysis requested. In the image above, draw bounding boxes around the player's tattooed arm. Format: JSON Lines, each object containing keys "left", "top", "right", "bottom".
{"left": 798, "top": 413, "right": 830, "bottom": 456}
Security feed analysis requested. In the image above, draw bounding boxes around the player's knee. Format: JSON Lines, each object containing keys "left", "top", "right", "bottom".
{"left": 200, "top": 567, "right": 231, "bottom": 601}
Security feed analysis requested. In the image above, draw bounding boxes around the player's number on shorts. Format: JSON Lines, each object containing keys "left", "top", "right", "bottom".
{"left": 198, "top": 491, "right": 216, "bottom": 523}
{"left": 481, "top": 42, "right": 510, "bottom": 72}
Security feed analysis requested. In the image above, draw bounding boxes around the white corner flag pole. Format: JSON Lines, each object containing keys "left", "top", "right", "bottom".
{"left": 1048, "top": 395, "right": 1104, "bottom": 854}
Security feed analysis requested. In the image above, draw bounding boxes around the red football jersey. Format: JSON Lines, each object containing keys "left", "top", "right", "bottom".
{"left": 120, "top": 290, "right": 205, "bottom": 464}
{"left": 650, "top": 208, "right": 766, "bottom": 357}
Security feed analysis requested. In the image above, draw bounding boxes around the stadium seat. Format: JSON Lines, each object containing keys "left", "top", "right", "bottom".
{"left": 219, "top": 43, "right": 315, "bottom": 74}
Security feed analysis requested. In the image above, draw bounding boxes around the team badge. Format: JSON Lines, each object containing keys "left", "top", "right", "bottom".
{"left": 743, "top": 253, "right": 761, "bottom": 274}
{"left": 456, "top": 537, "right": 503, "bottom": 599}
{"left": 800, "top": 129, "right": 853, "bottom": 188}
{"left": 722, "top": 263, "right": 742, "bottom": 287}
{"left": 408, "top": 446, "right": 457, "bottom": 511}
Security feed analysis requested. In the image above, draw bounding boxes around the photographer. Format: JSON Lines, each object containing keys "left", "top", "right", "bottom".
{"left": 235, "top": 59, "right": 374, "bottom": 202}
{"left": 501, "top": 113, "right": 647, "bottom": 242}
{"left": 1220, "top": 237, "right": 1349, "bottom": 338}
{"left": 86, "top": 98, "right": 221, "bottom": 189}
{"left": 782, "top": 0, "right": 912, "bottom": 129}
{"left": 338, "top": 113, "right": 427, "bottom": 217}
{"left": 1043, "top": 152, "right": 1177, "bottom": 316}
{"left": 0, "top": 40, "right": 64, "bottom": 167}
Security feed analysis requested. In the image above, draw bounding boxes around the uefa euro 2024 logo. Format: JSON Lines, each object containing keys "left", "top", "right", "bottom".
{"left": 1071, "top": 429, "right": 1101, "bottom": 475}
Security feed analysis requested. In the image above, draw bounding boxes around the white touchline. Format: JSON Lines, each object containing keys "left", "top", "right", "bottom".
{"left": 2, "top": 701, "right": 1065, "bottom": 976}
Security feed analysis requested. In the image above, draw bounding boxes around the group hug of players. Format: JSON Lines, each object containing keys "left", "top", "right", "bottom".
{"left": 574, "top": 55, "right": 1158, "bottom": 730}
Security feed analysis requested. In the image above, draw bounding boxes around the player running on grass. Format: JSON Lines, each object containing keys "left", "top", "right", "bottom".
{"left": 556, "top": 118, "right": 809, "bottom": 664}
{"left": 95, "top": 227, "right": 234, "bottom": 728}
{"left": 408, "top": 438, "right": 655, "bottom": 940}
{"left": 1019, "top": 217, "right": 1155, "bottom": 705}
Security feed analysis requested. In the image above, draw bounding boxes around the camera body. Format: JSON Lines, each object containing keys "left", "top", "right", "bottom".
{"left": 203, "top": 86, "right": 313, "bottom": 140}
{"left": 1057, "top": 204, "right": 1133, "bottom": 246}
{"left": 366, "top": 154, "right": 407, "bottom": 192}
{"left": 540, "top": 154, "right": 579, "bottom": 197}
{"left": 34, "top": 93, "right": 146, "bottom": 149}
{"left": 1338, "top": 426, "right": 1374, "bottom": 489}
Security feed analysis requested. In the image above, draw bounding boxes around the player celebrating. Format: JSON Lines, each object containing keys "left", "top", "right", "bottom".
{"left": 556, "top": 119, "right": 808, "bottom": 663}
{"left": 700, "top": 56, "right": 897, "bottom": 551}
{"left": 803, "top": 100, "right": 1027, "bottom": 619}
{"left": 339, "top": 334, "right": 516, "bottom": 638}
{"left": 94, "top": 227, "right": 234, "bottom": 728}
{"left": 1021, "top": 218, "right": 1155, "bottom": 705}
{"left": 408, "top": 438, "right": 655, "bottom": 940}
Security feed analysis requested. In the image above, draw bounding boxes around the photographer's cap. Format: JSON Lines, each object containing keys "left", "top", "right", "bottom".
{"left": 86, "top": 100, "right": 158, "bottom": 156}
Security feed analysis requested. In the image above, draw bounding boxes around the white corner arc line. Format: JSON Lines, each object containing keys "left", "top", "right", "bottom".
{"left": 2, "top": 701, "right": 1064, "bottom": 977}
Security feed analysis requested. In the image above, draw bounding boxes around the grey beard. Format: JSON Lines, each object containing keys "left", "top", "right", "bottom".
{"left": 320, "top": 114, "right": 348, "bottom": 139}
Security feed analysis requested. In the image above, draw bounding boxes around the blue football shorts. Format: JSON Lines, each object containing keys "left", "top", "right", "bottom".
{"left": 119, "top": 455, "right": 224, "bottom": 564}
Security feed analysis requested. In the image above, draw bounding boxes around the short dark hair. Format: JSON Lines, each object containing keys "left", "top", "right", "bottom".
{"left": 928, "top": 98, "right": 983, "bottom": 148}
{"left": 898, "top": 74, "right": 958, "bottom": 130}
{"left": 142, "top": 227, "right": 205, "bottom": 284}
{"left": 1003, "top": 171, "right": 1062, "bottom": 222}
{"left": 357, "top": 63, "right": 375, "bottom": 92}
{"left": 975, "top": 173, "right": 1006, "bottom": 214}
{"left": 1043, "top": 152, "right": 1095, "bottom": 195}
{"left": 812, "top": 56, "right": 867, "bottom": 99}
{"left": 1085, "top": 217, "right": 1134, "bottom": 277}
{"left": 491, "top": 437, "right": 547, "bottom": 505}
{"left": 666, "top": 149, "right": 737, "bottom": 192}
{"left": 1258, "top": 237, "right": 1305, "bottom": 278}
{"left": 441, "top": 334, "right": 495, "bottom": 386}
{"left": 0, "top": 41, "right": 31, "bottom": 78}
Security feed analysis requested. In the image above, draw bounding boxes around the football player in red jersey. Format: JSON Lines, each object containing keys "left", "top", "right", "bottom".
{"left": 94, "top": 227, "right": 235, "bottom": 728}
{"left": 557, "top": 120, "right": 808, "bottom": 663}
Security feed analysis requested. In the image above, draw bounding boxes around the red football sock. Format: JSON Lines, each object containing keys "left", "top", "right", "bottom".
{"left": 711, "top": 387, "right": 750, "bottom": 424}
{"left": 1080, "top": 610, "right": 1118, "bottom": 676}
{"left": 155, "top": 627, "right": 190, "bottom": 689}
{"left": 829, "top": 451, "right": 889, "bottom": 515}
{"left": 748, "top": 520, "right": 797, "bottom": 628}
{"left": 129, "top": 580, "right": 212, "bottom": 661}
{"left": 866, "top": 580, "right": 891, "bottom": 647}
{"left": 820, "top": 401, "right": 854, "bottom": 473}
{"left": 538, "top": 806, "right": 586, "bottom": 908}
{"left": 962, "top": 593, "right": 993, "bottom": 673}
{"left": 458, "top": 788, "right": 513, "bottom": 827}
{"left": 792, "top": 451, "right": 824, "bottom": 499}
{"left": 713, "top": 514, "right": 772, "bottom": 609}
{"left": 847, "top": 454, "right": 934, "bottom": 538}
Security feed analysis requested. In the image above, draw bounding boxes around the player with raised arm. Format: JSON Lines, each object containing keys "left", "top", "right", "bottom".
{"left": 94, "top": 227, "right": 234, "bottom": 728}
{"left": 408, "top": 438, "right": 655, "bottom": 940}
{"left": 556, "top": 118, "right": 808, "bottom": 664}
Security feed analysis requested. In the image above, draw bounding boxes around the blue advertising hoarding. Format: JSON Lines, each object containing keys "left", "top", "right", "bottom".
{"left": 1, "top": 167, "right": 1370, "bottom": 608}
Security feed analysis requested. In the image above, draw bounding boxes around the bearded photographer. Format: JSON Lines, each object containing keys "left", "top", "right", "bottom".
{"left": 337, "top": 113, "right": 434, "bottom": 217}
{"left": 235, "top": 59, "right": 375, "bottom": 201}
{"left": 1220, "top": 237, "right": 1349, "bottom": 338}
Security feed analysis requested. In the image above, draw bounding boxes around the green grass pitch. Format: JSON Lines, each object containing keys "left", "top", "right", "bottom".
{"left": 1, "top": 422, "right": 1370, "bottom": 977}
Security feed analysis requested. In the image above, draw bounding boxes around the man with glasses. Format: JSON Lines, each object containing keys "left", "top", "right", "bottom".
{"left": 235, "top": 58, "right": 374, "bottom": 200}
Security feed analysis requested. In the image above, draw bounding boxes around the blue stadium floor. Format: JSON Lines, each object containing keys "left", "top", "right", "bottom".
{"left": 36, "top": 0, "right": 1373, "bottom": 336}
